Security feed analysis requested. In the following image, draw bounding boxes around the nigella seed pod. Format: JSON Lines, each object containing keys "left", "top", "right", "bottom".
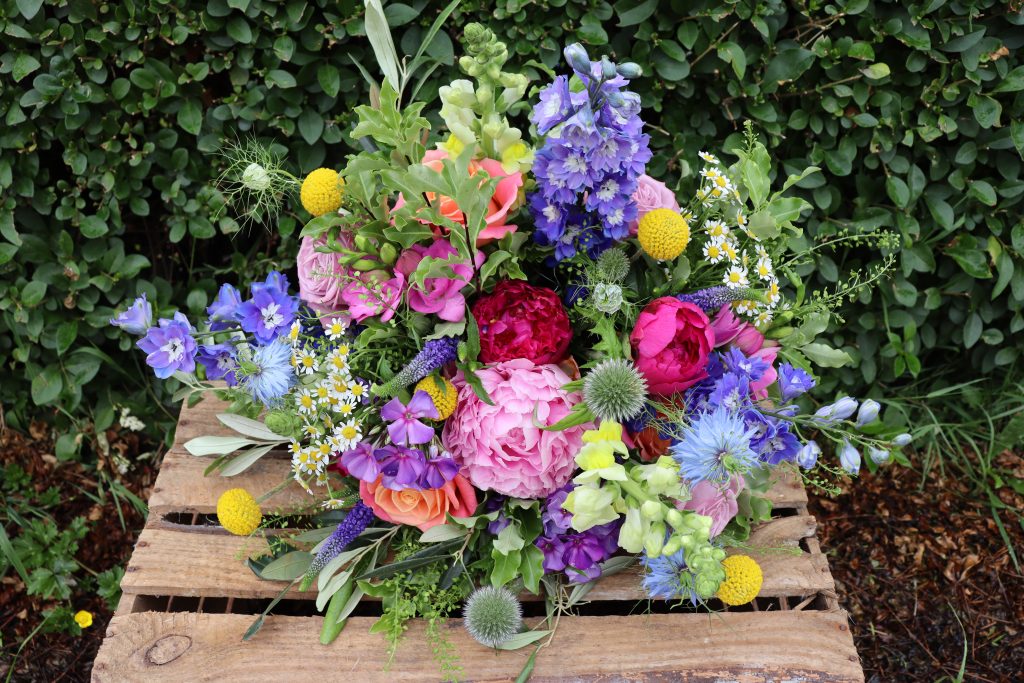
{"left": 241, "top": 163, "right": 271, "bottom": 191}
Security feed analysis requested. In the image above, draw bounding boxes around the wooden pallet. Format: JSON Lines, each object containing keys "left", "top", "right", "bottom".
{"left": 92, "top": 395, "right": 864, "bottom": 682}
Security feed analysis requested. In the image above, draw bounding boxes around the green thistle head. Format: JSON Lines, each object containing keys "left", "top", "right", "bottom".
{"left": 595, "top": 248, "right": 630, "bottom": 283}
{"left": 463, "top": 586, "right": 522, "bottom": 648}
{"left": 583, "top": 358, "right": 648, "bottom": 422}
{"left": 215, "top": 137, "right": 298, "bottom": 226}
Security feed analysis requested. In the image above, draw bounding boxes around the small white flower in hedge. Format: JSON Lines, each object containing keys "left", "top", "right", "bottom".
{"left": 295, "top": 389, "right": 316, "bottom": 415}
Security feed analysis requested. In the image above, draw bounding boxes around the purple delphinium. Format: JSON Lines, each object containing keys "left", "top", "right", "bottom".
{"left": 528, "top": 45, "right": 651, "bottom": 260}
{"left": 206, "top": 283, "right": 243, "bottom": 331}
{"left": 796, "top": 440, "right": 821, "bottom": 469}
{"left": 722, "top": 348, "right": 767, "bottom": 382}
{"left": 376, "top": 445, "right": 427, "bottom": 490}
{"left": 302, "top": 501, "right": 375, "bottom": 587}
{"left": 110, "top": 293, "right": 152, "bottom": 335}
{"left": 197, "top": 342, "right": 238, "bottom": 386}
{"left": 375, "top": 337, "right": 460, "bottom": 397}
{"left": 777, "top": 363, "right": 815, "bottom": 401}
{"left": 380, "top": 390, "right": 439, "bottom": 446}
{"left": 137, "top": 313, "right": 197, "bottom": 379}
{"left": 758, "top": 422, "right": 802, "bottom": 465}
{"left": 707, "top": 372, "right": 750, "bottom": 412}
{"left": 676, "top": 286, "right": 753, "bottom": 313}
{"left": 236, "top": 271, "right": 298, "bottom": 342}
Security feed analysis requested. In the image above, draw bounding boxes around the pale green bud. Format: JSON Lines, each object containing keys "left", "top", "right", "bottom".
{"left": 640, "top": 500, "right": 664, "bottom": 522}
{"left": 661, "top": 534, "right": 682, "bottom": 556}
{"left": 665, "top": 508, "right": 685, "bottom": 529}
{"left": 644, "top": 522, "right": 666, "bottom": 556}
{"left": 379, "top": 243, "right": 398, "bottom": 265}
{"left": 617, "top": 507, "right": 645, "bottom": 553}
{"left": 242, "top": 163, "right": 271, "bottom": 191}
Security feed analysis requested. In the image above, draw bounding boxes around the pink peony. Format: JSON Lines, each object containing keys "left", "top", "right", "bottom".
{"left": 395, "top": 149, "right": 523, "bottom": 245}
{"left": 340, "top": 270, "right": 405, "bottom": 323}
{"left": 630, "top": 298, "right": 715, "bottom": 395}
{"left": 442, "top": 359, "right": 588, "bottom": 498}
{"left": 394, "top": 238, "right": 482, "bottom": 322}
{"left": 629, "top": 174, "right": 681, "bottom": 235}
{"left": 296, "top": 235, "right": 351, "bottom": 319}
{"left": 680, "top": 476, "right": 743, "bottom": 538}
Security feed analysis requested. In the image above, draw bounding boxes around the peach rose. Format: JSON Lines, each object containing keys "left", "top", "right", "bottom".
{"left": 395, "top": 149, "right": 523, "bottom": 245}
{"left": 359, "top": 474, "right": 478, "bottom": 531}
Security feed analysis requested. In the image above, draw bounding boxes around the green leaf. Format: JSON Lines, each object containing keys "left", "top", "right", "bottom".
{"left": 489, "top": 547, "right": 521, "bottom": 587}
{"left": 419, "top": 524, "right": 468, "bottom": 543}
{"left": 886, "top": 176, "right": 911, "bottom": 208}
{"left": 364, "top": 0, "right": 401, "bottom": 90}
{"left": 177, "top": 98, "right": 202, "bottom": 135}
{"left": 617, "top": 0, "right": 657, "bottom": 26}
{"left": 80, "top": 215, "right": 108, "bottom": 238}
{"left": 266, "top": 69, "right": 297, "bottom": 89}
{"left": 764, "top": 48, "right": 815, "bottom": 84}
{"left": 56, "top": 321, "right": 78, "bottom": 356}
{"left": 12, "top": 53, "right": 41, "bottom": 82}
{"left": 220, "top": 444, "right": 276, "bottom": 476}
{"left": 226, "top": 16, "right": 253, "bottom": 43}
{"left": 971, "top": 95, "right": 1001, "bottom": 129}
{"left": 259, "top": 551, "right": 313, "bottom": 581}
{"left": 31, "top": 365, "right": 63, "bottom": 405}
{"left": 991, "top": 65, "right": 1024, "bottom": 94}
{"left": 383, "top": 3, "right": 418, "bottom": 26}
{"left": 297, "top": 110, "right": 324, "bottom": 145}
{"left": 946, "top": 243, "right": 992, "bottom": 279}
{"left": 859, "top": 63, "right": 890, "bottom": 80}
{"left": 967, "top": 180, "right": 997, "bottom": 206}
{"left": 800, "top": 342, "right": 852, "bottom": 368}
{"left": 717, "top": 41, "right": 746, "bottom": 79}
{"left": 519, "top": 544, "right": 544, "bottom": 594}
{"left": 16, "top": 0, "right": 43, "bottom": 20}
{"left": 495, "top": 629, "right": 551, "bottom": 651}
{"left": 318, "top": 64, "right": 341, "bottom": 97}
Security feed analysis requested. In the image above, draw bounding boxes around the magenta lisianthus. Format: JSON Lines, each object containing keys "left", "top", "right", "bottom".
{"left": 442, "top": 359, "right": 588, "bottom": 498}
{"left": 629, "top": 174, "right": 681, "bottom": 235}
{"left": 394, "top": 238, "right": 482, "bottom": 322}
{"left": 679, "top": 476, "right": 743, "bottom": 538}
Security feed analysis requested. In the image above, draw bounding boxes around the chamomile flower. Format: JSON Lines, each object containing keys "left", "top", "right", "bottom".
{"left": 711, "top": 174, "right": 732, "bottom": 191}
{"left": 313, "top": 382, "right": 333, "bottom": 405}
{"left": 303, "top": 422, "right": 323, "bottom": 439}
{"left": 335, "top": 420, "right": 362, "bottom": 451}
{"left": 295, "top": 389, "right": 317, "bottom": 415}
{"left": 294, "top": 348, "right": 318, "bottom": 375}
{"left": 324, "top": 317, "right": 347, "bottom": 340}
{"left": 348, "top": 378, "right": 368, "bottom": 402}
{"left": 724, "top": 265, "right": 750, "bottom": 289}
{"left": 733, "top": 299, "right": 756, "bottom": 315}
{"left": 321, "top": 498, "right": 347, "bottom": 510}
{"left": 703, "top": 240, "right": 726, "bottom": 264}
{"left": 699, "top": 151, "right": 720, "bottom": 165}
{"left": 756, "top": 257, "right": 774, "bottom": 281}
{"left": 721, "top": 239, "right": 739, "bottom": 263}
{"left": 315, "top": 440, "right": 333, "bottom": 462}
{"left": 326, "top": 349, "right": 350, "bottom": 376}
{"left": 704, "top": 220, "right": 729, "bottom": 240}
{"left": 334, "top": 396, "right": 357, "bottom": 417}
{"left": 766, "top": 277, "right": 782, "bottom": 306}
{"left": 755, "top": 309, "right": 774, "bottom": 326}
{"left": 735, "top": 209, "right": 748, "bottom": 227}
{"left": 288, "top": 321, "right": 302, "bottom": 345}
{"left": 294, "top": 447, "right": 320, "bottom": 475}
{"left": 288, "top": 440, "right": 302, "bottom": 456}
{"left": 700, "top": 167, "right": 721, "bottom": 181}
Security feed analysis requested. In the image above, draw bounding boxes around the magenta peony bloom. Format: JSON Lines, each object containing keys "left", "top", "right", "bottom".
{"left": 297, "top": 235, "right": 351, "bottom": 320}
{"left": 630, "top": 298, "right": 714, "bottom": 396}
{"left": 340, "top": 270, "right": 405, "bottom": 323}
{"left": 680, "top": 476, "right": 743, "bottom": 537}
{"left": 442, "top": 359, "right": 589, "bottom": 498}
{"left": 628, "top": 174, "right": 681, "bottom": 235}
{"left": 394, "top": 238, "right": 481, "bottom": 322}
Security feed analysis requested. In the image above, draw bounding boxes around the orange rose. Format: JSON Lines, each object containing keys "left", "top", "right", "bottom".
{"left": 359, "top": 474, "right": 478, "bottom": 531}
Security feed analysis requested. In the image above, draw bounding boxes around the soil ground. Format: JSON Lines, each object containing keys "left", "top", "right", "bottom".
{"left": 1, "top": 427, "right": 1021, "bottom": 682}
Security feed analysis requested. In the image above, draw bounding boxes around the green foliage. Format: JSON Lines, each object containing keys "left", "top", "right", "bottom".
{"left": 3, "top": 0, "right": 1024, "bottom": 442}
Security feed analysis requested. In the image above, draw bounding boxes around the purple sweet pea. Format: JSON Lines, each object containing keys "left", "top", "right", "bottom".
{"left": 380, "top": 390, "right": 439, "bottom": 446}
{"left": 236, "top": 271, "right": 298, "bottom": 342}
{"left": 777, "top": 363, "right": 816, "bottom": 401}
{"left": 206, "top": 283, "right": 243, "bottom": 331}
{"left": 536, "top": 536, "right": 568, "bottom": 572}
{"left": 377, "top": 445, "right": 427, "bottom": 490}
{"left": 340, "top": 442, "right": 379, "bottom": 482}
{"left": 196, "top": 342, "right": 238, "bottom": 385}
{"left": 110, "top": 293, "right": 152, "bottom": 336}
{"left": 136, "top": 313, "right": 197, "bottom": 379}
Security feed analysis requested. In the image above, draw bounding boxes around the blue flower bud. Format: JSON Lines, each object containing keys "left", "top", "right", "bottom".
{"left": 838, "top": 440, "right": 861, "bottom": 475}
{"left": 814, "top": 396, "right": 858, "bottom": 424}
{"left": 892, "top": 433, "right": 912, "bottom": 447}
{"left": 868, "top": 447, "right": 890, "bottom": 465}
{"left": 856, "top": 399, "right": 880, "bottom": 427}
{"left": 563, "top": 43, "right": 591, "bottom": 74}
{"left": 616, "top": 62, "right": 642, "bottom": 79}
{"left": 600, "top": 56, "right": 616, "bottom": 79}
{"left": 796, "top": 440, "right": 821, "bottom": 469}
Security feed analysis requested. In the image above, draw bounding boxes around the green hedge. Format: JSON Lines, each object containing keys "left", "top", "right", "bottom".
{"left": 3, "top": 0, "right": 1024, "bottom": 445}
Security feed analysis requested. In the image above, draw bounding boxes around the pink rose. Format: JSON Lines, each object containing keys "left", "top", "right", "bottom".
{"left": 396, "top": 149, "right": 523, "bottom": 245}
{"left": 394, "top": 238, "right": 482, "bottom": 322}
{"left": 297, "top": 235, "right": 351, "bottom": 319}
{"left": 630, "top": 298, "right": 715, "bottom": 395}
{"left": 629, "top": 174, "right": 681, "bottom": 235}
{"left": 442, "top": 359, "right": 588, "bottom": 498}
{"left": 340, "top": 270, "right": 405, "bottom": 323}
{"left": 680, "top": 476, "right": 743, "bottom": 538}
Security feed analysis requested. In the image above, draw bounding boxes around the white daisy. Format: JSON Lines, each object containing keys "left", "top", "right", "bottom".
{"left": 756, "top": 256, "right": 774, "bottom": 281}
{"left": 335, "top": 420, "right": 362, "bottom": 451}
{"left": 766, "top": 277, "right": 782, "bottom": 306}
{"left": 704, "top": 220, "right": 729, "bottom": 240}
{"left": 324, "top": 317, "right": 347, "bottom": 341}
{"left": 288, "top": 321, "right": 302, "bottom": 345}
{"left": 755, "top": 309, "right": 774, "bottom": 326}
{"left": 295, "top": 389, "right": 317, "bottom": 415}
{"left": 295, "top": 348, "right": 318, "bottom": 375}
{"left": 703, "top": 239, "right": 726, "bottom": 264}
{"left": 724, "top": 266, "right": 749, "bottom": 289}
{"left": 699, "top": 151, "right": 720, "bottom": 165}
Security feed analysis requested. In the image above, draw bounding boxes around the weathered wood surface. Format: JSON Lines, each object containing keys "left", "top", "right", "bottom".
{"left": 150, "top": 396, "right": 808, "bottom": 515}
{"left": 93, "top": 611, "right": 863, "bottom": 682}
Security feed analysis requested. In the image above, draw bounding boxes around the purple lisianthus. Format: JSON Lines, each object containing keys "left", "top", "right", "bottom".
{"left": 110, "top": 293, "right": 152, "bottom": 336}
{"left": 377, "top": 445, "right": 427, "bottom": 490}
{"left": 380, "top": 390, "right": 439, "bottom": 446}
{"left": 777, "top": 363, "right": 815, "bottom": 401}
{"left": 206, "top": 283, "right": 243, "bottom": 331}
{"left": 136, "top": 312, "right": 197, "bottom": 379}
{"left": 197, "top": 342, "right": 238, "bottom": 385}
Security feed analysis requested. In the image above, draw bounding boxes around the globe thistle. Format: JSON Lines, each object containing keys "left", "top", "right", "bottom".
{"left": 583, "top": 358, "right": 648, "bottom": 422}
{"left": 463, "top": 586, "right": 522, "bottom": 648}
{"left": 595, "top": 248, "right": 630, "bottom": 283}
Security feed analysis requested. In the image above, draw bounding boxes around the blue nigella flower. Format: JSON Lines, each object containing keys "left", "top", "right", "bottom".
{"left": 776, "top": 363, "right": 816, "bottom": 401}
{"left": 197, "top": 342, "right": 238, "bottom": 386}
{"left": 110, "top": 293, "right": 153, "bottom": 336}
{"left": 136, "top": 312, "right": 197, "bottom": 379}
{"left": 240, "top": 339, "right": 295, "bottom": 406}
{"left": 671, "top": 406, "right": 758, "bottom": 485}
{"left": 640, "top": 549, "right": 700, "bottom": 603}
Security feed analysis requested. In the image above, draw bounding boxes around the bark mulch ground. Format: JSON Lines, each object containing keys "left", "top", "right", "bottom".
{"left": 1, "top": 426, "right": 1021, "bottom": 681}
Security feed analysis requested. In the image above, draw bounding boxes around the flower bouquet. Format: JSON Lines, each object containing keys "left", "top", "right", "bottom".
{"left": 111, "top": 2, "right": 906, "bottom": 675}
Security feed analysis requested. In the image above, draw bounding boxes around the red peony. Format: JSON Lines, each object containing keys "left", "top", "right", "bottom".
{"left": 471, "top": 280, "right": 572, "bottom": 364}
{"left": 630, "top": 298, "right": 714, "bottom": 395}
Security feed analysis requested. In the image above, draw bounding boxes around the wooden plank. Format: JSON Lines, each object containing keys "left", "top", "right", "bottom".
{"left": 119, "top": 515, "right": 831, "bottom": 602}
{"left": 92, "top": 611, "right": 863, "bottom": 682}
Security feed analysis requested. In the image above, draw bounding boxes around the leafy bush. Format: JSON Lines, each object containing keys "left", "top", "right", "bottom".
{"left": 2, "top": 0, "right": 1023, "bottom": 441}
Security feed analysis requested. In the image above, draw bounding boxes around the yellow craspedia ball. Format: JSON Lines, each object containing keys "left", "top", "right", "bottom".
{"left": 415, "top": 375, "right": 458, "bottom": 421}
{"left": 300, "top": 168, "right": 344, "bottom": 216}
{"left": 637, "top": 208, "right": 690, "bottom": 261}
{"left": 216, "top": 488, "right": 262, "bottom": 536}
{"left": 716, "top": 554, "right": 763, "bottom": 606}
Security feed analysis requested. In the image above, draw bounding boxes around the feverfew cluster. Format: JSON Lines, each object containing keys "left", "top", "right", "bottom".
{"left": 529, "top": 44, "right": 651, "bottom": 260}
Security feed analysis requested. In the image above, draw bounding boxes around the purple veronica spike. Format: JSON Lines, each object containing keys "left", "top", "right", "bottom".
{"left": 676, "top": 286, "right": 754, "bottom": 313}
{"left": 302, "top": 501, "right": 375, "bottom": 588}
{"left": 136, "top": 313, "right": 197, "bottom": 379}
{"left": 110, "top": 294, "right": 153, "bottom": 336}
{"left": 375, "top": 337, "right": 460, "bottom": 397}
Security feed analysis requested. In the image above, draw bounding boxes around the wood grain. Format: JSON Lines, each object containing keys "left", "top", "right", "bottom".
{"left": 92, "top": 611, "right": 863, "bottom": 682}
